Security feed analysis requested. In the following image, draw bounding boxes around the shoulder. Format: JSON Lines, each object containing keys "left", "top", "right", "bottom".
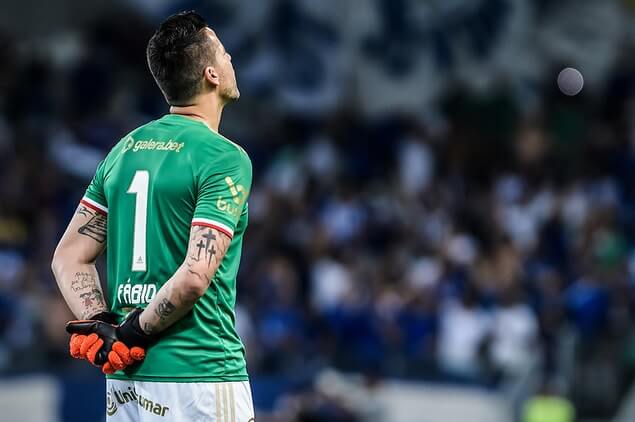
{"left": 215, "top": 132, "right": 250, "bottom": 158}
{"left": 200, "top": 130, "right": 250, "bottom": 161}
{"left": 195, "top": 131, "right": 252, "bottom": 169}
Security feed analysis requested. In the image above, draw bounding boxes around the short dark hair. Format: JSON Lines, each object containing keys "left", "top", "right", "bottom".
{"left": 146, "top": 11, "right": 215, "bottom": 105}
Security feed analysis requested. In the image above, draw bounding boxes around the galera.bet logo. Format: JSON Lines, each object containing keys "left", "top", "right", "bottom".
{"left": 122, "top": 136, "right": 135, "bottom": 153}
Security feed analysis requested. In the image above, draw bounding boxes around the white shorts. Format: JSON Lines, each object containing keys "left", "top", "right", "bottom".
{"left": 106, "top": 379, "right": 255, "bottom": 422}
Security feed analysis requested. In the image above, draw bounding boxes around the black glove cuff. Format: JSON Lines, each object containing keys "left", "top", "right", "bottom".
{"left": 117, "top": 308, "right": 159, "bottom": 348}
{"left": 90, "top": 312, "right": 118, "bottom": 325}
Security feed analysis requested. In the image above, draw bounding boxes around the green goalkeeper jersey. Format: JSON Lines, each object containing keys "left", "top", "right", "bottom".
{"left": 80, "top": 114, "right": 252, "bottom": 382}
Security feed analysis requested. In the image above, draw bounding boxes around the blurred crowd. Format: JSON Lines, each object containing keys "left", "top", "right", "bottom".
{"left": 3, "top": 0, "right": 635, "bottom": 419}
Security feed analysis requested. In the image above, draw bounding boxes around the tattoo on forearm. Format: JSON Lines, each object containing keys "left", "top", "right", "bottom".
{"left": 70, "top": 271, "right": 107, "bottom": 319}
{"left": 78, "top": 213, "right": 107, "bottom": 243}
{"left": 155, "top": 298, "right": 176, "bottom": 320}
{"left": 144, "top": 299, "right": 177, "bottom": 334}
{"left": 79, "top": 288, "right": 107, "bottom": 319}
{"left": 79, "top": 289, "right": 103, "bottom": 308}
{"left": 71, "top": 272, "right": 95, "bottom": 292}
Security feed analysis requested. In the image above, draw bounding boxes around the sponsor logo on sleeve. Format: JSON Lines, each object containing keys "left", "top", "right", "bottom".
{"left": 216, "top": 176, "right": 247, "bottom": 218}
{"left": 225, "top": 176, "right": 246, "bottom": 204}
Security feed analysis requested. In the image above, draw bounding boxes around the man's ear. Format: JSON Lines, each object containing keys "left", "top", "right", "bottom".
{"left": 204, "top": 66, "right": 220, "bottom": 88}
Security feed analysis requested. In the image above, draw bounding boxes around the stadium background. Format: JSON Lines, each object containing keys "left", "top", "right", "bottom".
{"left": 2, "top": 0, "right": 635, "bottom": 421}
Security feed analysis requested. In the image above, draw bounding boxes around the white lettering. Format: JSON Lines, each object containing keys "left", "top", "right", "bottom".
{"left": 145, "top": 284, "right": 156, "bottom": 303}
{"left": 131, "top": 284, "right": 142, "bottom": 303}
{"left": 117, "top": 281, "right": 157, "bottom": 306}
{"left": 123, "top": 284, "right": 131, "bottom": 303}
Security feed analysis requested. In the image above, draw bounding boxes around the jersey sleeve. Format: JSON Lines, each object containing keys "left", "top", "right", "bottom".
{"left": 80, "top": 159, "right": 108, "bottom": 215}
{"left": 192, "top": 149, "right": 252, "bottom": 239}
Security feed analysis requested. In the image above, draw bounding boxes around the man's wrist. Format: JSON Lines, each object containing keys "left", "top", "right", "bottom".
{"left": 118, "top": 308, "right": 159, "bottom": 348}
{"left": 138, "top": 309, "right": 152, "bottom": 335}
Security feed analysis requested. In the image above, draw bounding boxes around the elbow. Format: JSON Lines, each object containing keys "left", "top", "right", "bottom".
{"left": 51, "top": 243, "right": 94, "bottom": 277}
{"left": 181, "top": 274, "right": 210, "bottom": 302}
{"left": 51, "top": 247, "right": 66, "bottom": 278}
{"left": 51, "top": 245, "right": 83, "bottom": 278}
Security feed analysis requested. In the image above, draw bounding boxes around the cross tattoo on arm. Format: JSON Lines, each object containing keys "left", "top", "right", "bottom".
{"left": 207, "top": 244, "right": 216, "bottom": 266}
{"left": 196, "top": 240, "right": 206, "bottom": 261}
{"left": 186, "top": 226, "right": 229, "bottom": 275}
{"left": 202, "top": 230, "right": 216, "bottom": 266}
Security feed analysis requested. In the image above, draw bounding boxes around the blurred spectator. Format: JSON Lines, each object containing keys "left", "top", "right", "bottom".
{"left": 437, "top": 285, "right": 491, "bottom": 379}
{"left": 490, "top": 287, "right": 539, "bottom": 376}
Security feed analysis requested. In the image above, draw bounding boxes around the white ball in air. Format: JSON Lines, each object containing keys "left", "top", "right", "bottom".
{"left": 557, "top": 67, "right": 584, "bottom": 96}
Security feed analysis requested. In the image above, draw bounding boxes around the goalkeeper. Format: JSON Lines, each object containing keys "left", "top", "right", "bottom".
{"left": 51, "top": 11, "right": 255, "bottom": 421}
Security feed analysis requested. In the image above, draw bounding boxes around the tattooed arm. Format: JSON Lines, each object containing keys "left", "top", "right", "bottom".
{"left": 52, "top": 205, "right": 109, "bottom": 319}
{"left": 139, "top": 226, "right": 231, "bottom": 335}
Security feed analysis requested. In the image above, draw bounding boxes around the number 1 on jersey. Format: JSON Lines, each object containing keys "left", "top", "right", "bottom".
{"left": 128, "top": 170, "right": 149, "bottom": 272}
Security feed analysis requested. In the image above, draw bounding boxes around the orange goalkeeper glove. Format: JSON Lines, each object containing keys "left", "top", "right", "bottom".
{"left": 66, "top": 308, "right": 157, "bottom": 374}
{"left": 68, "top": 312, "right": 117, "bottom": 361}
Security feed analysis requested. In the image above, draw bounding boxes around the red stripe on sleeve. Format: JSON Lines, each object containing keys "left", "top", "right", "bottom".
{"left": 191, "top": 222, "right": 234, "bottom": 239}
{"left": 79, "top": 199, "right": 107, "bottom": 215}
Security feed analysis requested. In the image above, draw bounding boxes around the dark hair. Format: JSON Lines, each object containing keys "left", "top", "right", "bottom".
{"left": 146, "top": 11, "right": 215, "bottom": 105}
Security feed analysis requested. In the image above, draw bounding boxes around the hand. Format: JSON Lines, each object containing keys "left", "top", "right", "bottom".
{"left": 68, "top": 312, "right": 117, "bottom": 361}
{"left": 66, "top": 308, "right": 157, "bottom": 374}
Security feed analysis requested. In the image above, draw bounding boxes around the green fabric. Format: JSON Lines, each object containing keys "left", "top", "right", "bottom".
{"left": 84, "top": 114, "right": 252, "bottom": 382}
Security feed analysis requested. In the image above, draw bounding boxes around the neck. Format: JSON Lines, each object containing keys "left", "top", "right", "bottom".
{"left": 169, "top": 94, "right": 224, "bottom": 132}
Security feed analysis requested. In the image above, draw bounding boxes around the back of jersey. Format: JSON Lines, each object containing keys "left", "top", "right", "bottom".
{"left": 80, "top": 114, "right": 252, "bottom": 382}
